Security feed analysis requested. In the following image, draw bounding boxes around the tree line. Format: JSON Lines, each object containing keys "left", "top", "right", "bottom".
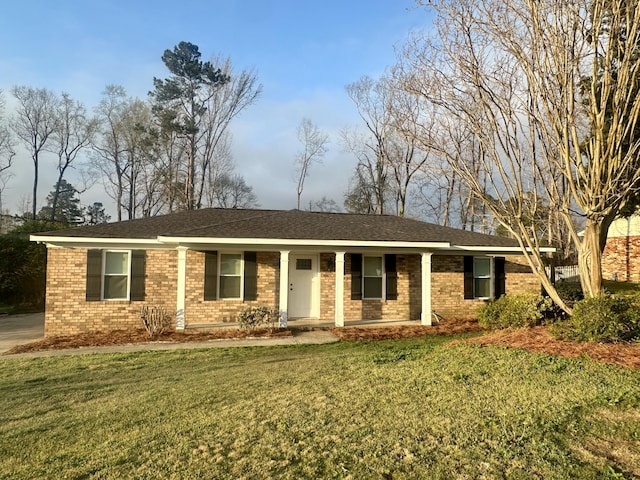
{"left": 2, "top": 0, "right": 639, "bottom": 315}
{"left": 0, "top": 42, "right": 263, "bottom": 226}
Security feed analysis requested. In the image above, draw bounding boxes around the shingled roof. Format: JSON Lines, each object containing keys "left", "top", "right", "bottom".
{"left": 32, "top": 208, "right": 523, "bottom": 248}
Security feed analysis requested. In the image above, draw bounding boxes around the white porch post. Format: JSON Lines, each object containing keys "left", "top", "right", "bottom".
{"left": 278, "top": 250, "right": 290, "bottom": 328}
{"left": 421, "top": 252, "right": 433, "bottom": 326}
{"left": 176, "top": 246, "right": 188, "bottom": 330}
{"left": 334, "top": 251, "right": 345, "bottom": 327}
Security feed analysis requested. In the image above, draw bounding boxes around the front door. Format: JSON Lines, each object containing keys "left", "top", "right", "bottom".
{"left": 288, "top": 254, "right": 319, "bottom": 318}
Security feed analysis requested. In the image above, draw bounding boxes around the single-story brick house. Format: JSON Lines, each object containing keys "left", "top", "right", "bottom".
{"left": 602, "top": 215, "right": 640, "bottom": 282}
{"left": 30, "top": 208, "right": 548, "bottom": 336}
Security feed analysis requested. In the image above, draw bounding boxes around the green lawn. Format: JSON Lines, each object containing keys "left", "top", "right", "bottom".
{"left": 1, "top": 336, "right": 639, "bottom": 479}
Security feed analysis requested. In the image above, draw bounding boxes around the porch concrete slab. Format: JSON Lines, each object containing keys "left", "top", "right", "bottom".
{"left": 288, "top": 318, "right": 421, "bottom": 329}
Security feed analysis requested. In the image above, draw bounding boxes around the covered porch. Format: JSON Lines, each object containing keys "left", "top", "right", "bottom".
{"left": 173, "top": 247, "right": 436, "bottom": 330}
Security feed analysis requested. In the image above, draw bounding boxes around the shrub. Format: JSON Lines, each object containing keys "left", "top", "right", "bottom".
{"left": 140, "top": 306, "right": 173, "bottom": 338}
{"left": 543, "top": 282, "right": 585, "bottom": 320}
{"left": 554, "top": 282, "right": 584, "bottom": 306}
{"left": 552, "top": 294, "right": 640, "bottom": 343}
{"left": 238, "top": 305, "right": 279, "bottom": 332}
{"left": 478, "top": 294, "right": 552, "bottom": 330}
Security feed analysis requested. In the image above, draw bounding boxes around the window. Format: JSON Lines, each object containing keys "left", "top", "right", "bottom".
{"left": 103, "top": 251, "right": 130, "bottom": 300}
{"left": 86, "top": 249, "right": 145, "bottom": 302}
{"left": 474, "top": 257, "right": 492, "bottom": 299}
{"left": 363, "top": 256, "right": 383, "bottom": 299}
{"left": 296, "top": 258, "right": 312, "bottom": 270}
{"left": 219, "top": 253, "right": 242, "bottom": 299}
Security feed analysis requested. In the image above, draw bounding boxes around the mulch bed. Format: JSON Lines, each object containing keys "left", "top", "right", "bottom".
{"left": 5, "top": 320, "right": 640, "bottom": 370}
{"left": 330, "top": 319, "right": 482, "bottom": 341}
{"left": 4, "top": 327, "right": 292, "bottom": 355}
{"left": 461, "top": 326, "right": 640, "bottom": 370}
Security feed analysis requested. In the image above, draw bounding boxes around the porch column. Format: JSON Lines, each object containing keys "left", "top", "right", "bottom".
{"left": 334, "top": 251, "right": 345, "bottom": 327}
{"left": 278, "top": 250, "right": 290, "bottom": 328}
{"left": 421, "top": 252, "right": 432, "bottom": 326}
{"left": 176, "top": 246, "right": 188, "bottom": 330}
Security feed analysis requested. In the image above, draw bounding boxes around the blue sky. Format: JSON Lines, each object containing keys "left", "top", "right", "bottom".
{"left": 0, "top": 0, "right": 432, "bottom": 215}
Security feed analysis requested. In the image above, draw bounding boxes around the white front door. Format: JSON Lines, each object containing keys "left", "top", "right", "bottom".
{"left": 288, "top": 254, "right": 319, "bottom": 318}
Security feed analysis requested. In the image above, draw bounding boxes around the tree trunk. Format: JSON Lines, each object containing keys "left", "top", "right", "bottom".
{"left": 32, "top": 153, "right": 38, "bottom": 219}
{"left": 578, "top": 219, "right": 604, "bottom": 298}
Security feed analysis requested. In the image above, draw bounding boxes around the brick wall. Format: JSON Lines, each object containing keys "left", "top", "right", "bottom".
{"left": 44, "top": 248, "right": 177, "bottom": 336}
{"left": 431, "top": 255, "right": 539, "bottom": 319}
{"left": 184, "top": 251, "right": 280, "bottom": 325}
{"left": 602, "top": 236, "right": 640, "bottom": 282}
{"left": 44, "top": 247, "right": 541, "bottom": 335}
{"left": 319, "top": 254, "right": 539, "bottom": 322}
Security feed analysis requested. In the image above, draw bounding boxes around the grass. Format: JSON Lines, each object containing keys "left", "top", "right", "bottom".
{"left": 1, "top": 335, "right": 639, "bottom": 479}
{"left": 603, "top": 280, "right": 640, "bottom": 295}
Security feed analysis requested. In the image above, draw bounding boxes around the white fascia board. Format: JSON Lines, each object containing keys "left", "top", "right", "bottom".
{"left": 444, "top": 245, "right": 556, "bottom": 254}
{"left": 156, "top": 236, "right": 451, "bottom": 250}
{"left": 30, "top": 235, "right": 164, "bottom": 249}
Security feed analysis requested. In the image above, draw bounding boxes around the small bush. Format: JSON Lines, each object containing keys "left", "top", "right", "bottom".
{"left": 140, "top": 306, "right": 173, "bottom": 338}
{"left": 478, "top": 294, "right": 552, "bottom": 330}
{"left": 552, "top": 294, "right": 640, "bottom": 343}
{"left": 238, "top": 305, "right": 279, "bottom": 332}
{"left": 543, "top": 282, "right": 585, "bottom": 320}
{"left": 554, "top": 282, "right": 584, "bottom": 306}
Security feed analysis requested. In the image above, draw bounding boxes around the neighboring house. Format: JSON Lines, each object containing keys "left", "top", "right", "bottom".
{"left": 602, "top": 215, "right": 640, "bottom": 282}
{"left": 30, "top": 208, "right": 548, "bottom": 336}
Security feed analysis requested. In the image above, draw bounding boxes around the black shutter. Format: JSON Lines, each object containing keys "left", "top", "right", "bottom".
{"left": 204, "top": 251, "right": 218, "bottom": 301}
{"left": 86, "top": 249, "right": 102, "bottom": 301}
{"left": 385, "top": 254, "right": 398, "bottom": 301}
{"left": 351, "top": 253, "right": 362, "bottom": 300}
{"left": 494, "top": 257, "right": 506, "bottom": 298}
{"left": 463, "top": 256, "right": 474, "bottom": 300}
{"left": 130, "top": 250, "right": 146, "bottom": 301}
{"left": 244, "top": 251, "right": 257, "bottom": 301}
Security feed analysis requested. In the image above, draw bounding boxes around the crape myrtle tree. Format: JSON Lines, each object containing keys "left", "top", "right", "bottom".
{"left": 150, "top": 42, "right": 261, "bottom": 211}
{"left": 404, "top": 0, "right": 640, "bottom": 313}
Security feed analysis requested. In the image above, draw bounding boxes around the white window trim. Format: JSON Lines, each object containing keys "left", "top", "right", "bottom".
{"left": 473, "top": 256, "right": 494, "bottom": 300}
{"left": 218, "top": 252, "right": 244, "bottom": 300}
{"left": 362, "top": 254, "right": 385, "bottom": 300}
{"left": 102, "top": 250, "right": 131, "bottom": 301}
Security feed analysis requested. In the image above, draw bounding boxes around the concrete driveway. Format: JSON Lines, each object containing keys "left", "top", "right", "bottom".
{"left": 0, "top": 312, "right": 44, "bottom": 354}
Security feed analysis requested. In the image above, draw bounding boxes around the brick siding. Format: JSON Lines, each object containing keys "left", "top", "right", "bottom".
{"left": 602, "top": 235, "right": 640, "bottom": 282}
{"left": 43, "top": 248, "right": 540, "bottom": 336}
{"left": 184, "top": 251, "right": 280, "bottom": 325}
{"left": 44, "top": 248, "right": 177, "bottom": 336}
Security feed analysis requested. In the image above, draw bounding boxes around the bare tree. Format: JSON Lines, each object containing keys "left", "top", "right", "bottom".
{"left": 346, "top": 74, "right": 433, "bottom": 216}
{"left": 92, "top": 85, "right": 130, "bottom": 221}
{"left": 345, "top": 77, "right": 392, "bottom": 214}
{"left": 48, "top": 93, "right": 97, "bottom": 221}
{"left": 0, "top": 91, "right": 15, "bottom": 220}
{"left": 11, "top": 86, "right": 59, "bottom": 218}
{"left": 295, "top": 118, "right": 329, "bottom": 209}
{"left": 405, "top": 0, "right": 640, "bottom": 311}
{"left": 310, "top": 196, "right": 341, "bottom": 213}
{"left": 196, "top": 56, "right": 262, "bottom": 209}
{"left": 0, "top": 90, "right": 14, "bottom": 176}
{"left": 213, "top": 172, "right": 258, "bottom": 208}
{"left": 341, "top": 128, "right": 391, "bottom": 214}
